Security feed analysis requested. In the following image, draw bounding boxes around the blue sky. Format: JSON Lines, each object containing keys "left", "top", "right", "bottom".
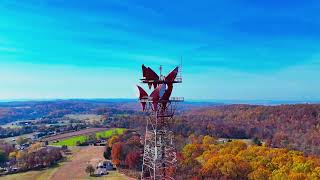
{"left": 0, "top": 0, "right": 319, "bottom": 101}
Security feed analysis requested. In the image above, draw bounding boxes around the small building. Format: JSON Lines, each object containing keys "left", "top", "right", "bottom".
{"left": 95, "top": 168, "right": 108, "bottom": 176}
{"left": 96, "top": 161, "right": 114, "bottom": 171}
{"left": 33, "top": 132, "right": 47, "bottom": 139}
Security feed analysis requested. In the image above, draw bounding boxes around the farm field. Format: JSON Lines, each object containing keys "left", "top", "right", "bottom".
{"left": 65, "top": 114, "right": 104, "bottom": 122}
{"left": 42, "top": 128, "right": 107, "bottom": 142}
{"left": 50, "top": 128, "right": 125, "bottom": 146}
{"left": 1, "top": 164, "right": 61, "bottom": 180}
{"left": 51, "top": 146, "right": 130, "bottom": 180}
{"left": 90, "top": 171, "right": 135, "bottom": 180}
{"left": 1, "top": 168, "right": 54, "bottom": 180}
{"left": 0, "top": 147, "right": 80, "bottom": 180}
{"left": 1, "top": 146, "right": 130, "bottom": 180}
{"left": 51, "top": 146, "right": 104, "bottom": 180}
{"left": 95, "top": 128, "right": 125, "bottom": 139}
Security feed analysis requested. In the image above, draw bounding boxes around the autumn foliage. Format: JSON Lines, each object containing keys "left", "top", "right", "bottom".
{"left": 108, "top": 104, "right": 320, "bottom": 156}
{"left": 125, "top": 151, "right": 141, "bottom": 169}
{"left": 175, "top": 104, "right": 320, "bottom": 155}
{"left": 178, "top": 136, "right": 320, "bottom": 180}
{"left": 111, "top": 142, "right": 122, "bottom": 166}
{"left": 109, "top": 131, "right": 143, "bottom": 170}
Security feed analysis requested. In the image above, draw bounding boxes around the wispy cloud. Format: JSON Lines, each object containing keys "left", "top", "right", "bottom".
{"left": 0, "top": 0, "right": 319, "bottom": 99}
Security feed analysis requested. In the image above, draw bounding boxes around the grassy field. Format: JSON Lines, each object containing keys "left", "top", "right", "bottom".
{"left": 95, "top": 128, "right": 125, "bottom": 139}
{"left": 51, "top": 135, "right": 87, "bottom": 146}
{"left": 51, "top": 128, "right": 125, "bottom": 146}
{"left": 42, "top": 128, "right": 107, "bottom": 142}
{"left": 89, "top": 171, "right": 134, "bottom": 180}
{"left": 65, "top": 114, "right": 104, "bottom": 122}
{"left": 50, "top": 146, "right": 131, "bottom": 180}
{"left": 0, "top": 146, "right": 132, "bottom": 180}
{"left": 1, "top": 164, "right": 61, "bottom": 180}
{"left": 1, "top": 147, "right": 80, "bottom": 180}
{"left": 1, "top": 165, "right": 131, "bottom": 180}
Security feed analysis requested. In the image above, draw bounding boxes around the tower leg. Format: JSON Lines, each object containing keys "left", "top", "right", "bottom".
{"left": 142, "top": 115, "right": 176, "bottom": 180}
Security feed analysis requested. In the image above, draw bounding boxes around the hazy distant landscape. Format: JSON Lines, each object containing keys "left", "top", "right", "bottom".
{"left": 0, "top": 99, "right": 320, "bottom": 179}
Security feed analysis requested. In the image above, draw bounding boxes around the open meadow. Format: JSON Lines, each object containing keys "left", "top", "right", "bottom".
{"left": 65, "top": 114, "right": 104, "bottom": 123}
{"left": 1, "top": 146, "right": 131, "bottom": 180}
{"left": 47, "top": 128, "right": 125, "bottom": 146}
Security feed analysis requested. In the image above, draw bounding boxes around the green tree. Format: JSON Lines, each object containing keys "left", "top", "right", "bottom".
{"left": 104, "top": 147, "right": 112, "bottom": 160}
{"left": 252, "top": 137, "right": 262, "bottom": 146}
{"left": 85, "top": 164, "right": 95, "bottom": 176}
{"left": 87, "top": 134, "right": 97, "bottom": 143}
{"left": 0, "top": 150, "right": 8, "bottom": 165}
{"left": 76, "top": 141, "right": 81, "bottom": 146}
{"left": 16, "top": 137, "right": 28, "bottom": 145}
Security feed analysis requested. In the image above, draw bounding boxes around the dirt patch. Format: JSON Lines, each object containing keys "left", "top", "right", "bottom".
{"left": 51, "top": 146, "right": 105, "bottom": 180}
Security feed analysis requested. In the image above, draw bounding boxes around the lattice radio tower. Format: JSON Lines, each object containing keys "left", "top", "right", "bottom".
{"left": 137, "top": 64, "right": 183, "bottom": 180}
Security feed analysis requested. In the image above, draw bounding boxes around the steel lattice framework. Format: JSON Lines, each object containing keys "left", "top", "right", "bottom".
{"left": 137, "top": 65, "right": 183, "bottom": 180}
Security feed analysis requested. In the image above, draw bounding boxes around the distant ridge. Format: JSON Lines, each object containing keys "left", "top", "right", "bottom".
{"left": 0, "top": 98, "right": 319, "bottom": 105}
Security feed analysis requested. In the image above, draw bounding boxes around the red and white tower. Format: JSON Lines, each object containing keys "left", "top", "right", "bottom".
{"left": 137, "top": 65, "right": 183, "bottom": 180}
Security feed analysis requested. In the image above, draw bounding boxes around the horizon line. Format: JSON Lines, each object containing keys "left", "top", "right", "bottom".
{"left": 0, "top": 98, "right": 319, "bottom": 105}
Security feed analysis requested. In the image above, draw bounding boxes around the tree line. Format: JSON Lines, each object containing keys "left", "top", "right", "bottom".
{"left": 108, "top": 104, "right": 320, "bottom": 155}
{"left": 0, "top": 141, "right": 62, "bottom": 173}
